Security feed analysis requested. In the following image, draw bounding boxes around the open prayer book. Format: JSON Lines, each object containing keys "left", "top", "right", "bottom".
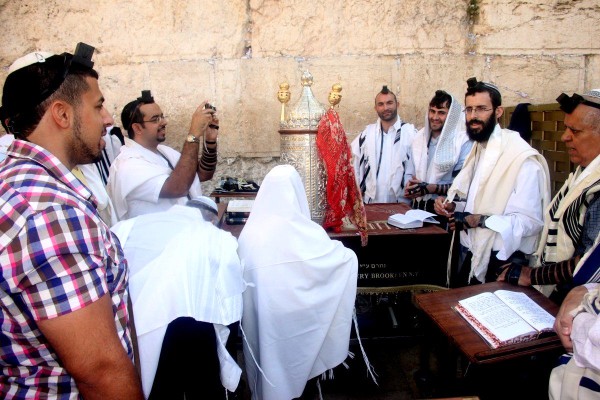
{"left": 387, "top": 209, "right": 439, "bottom": 229}
{"left": 225, "top": 199, "right": 254, "bottom": 224}
{"left": 454, "top": 290, "right": 555, "bottom": 349}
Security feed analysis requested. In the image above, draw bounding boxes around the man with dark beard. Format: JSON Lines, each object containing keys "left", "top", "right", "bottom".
{"left": 0, "top": 44, "right": 143, "bottom": 398}
{"left": 434, "top": 78, "right": 550, "bottom": 286}
{"left": 107, "top": 90, "right": 219, "bottom": 220}
{"left": 351, "top": 85, "right": 417, "bottom": 203}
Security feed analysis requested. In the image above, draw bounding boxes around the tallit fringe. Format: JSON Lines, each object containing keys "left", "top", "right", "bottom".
{"left": 317, "top": 379, "right": 323, "bottom": 400}
{"left": 446, "top": 230, "right": 455, "bottom": 287}
{"left": 352, "top": 308, "right": 379, "bottom": 385}
{"left": 238, "top": 323, "right": 276, "bottom": 388}
{"left": 319, "top": 368, "right": 336, "bottom": 381}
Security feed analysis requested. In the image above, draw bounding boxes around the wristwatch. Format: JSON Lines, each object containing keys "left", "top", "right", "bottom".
{"left": 186, "top": 134, "right": 200, "bottom": 144}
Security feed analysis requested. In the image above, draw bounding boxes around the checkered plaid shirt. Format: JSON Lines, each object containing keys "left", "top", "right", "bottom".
{"left": 0, "top": 139, "right": 133, "bottom": 399}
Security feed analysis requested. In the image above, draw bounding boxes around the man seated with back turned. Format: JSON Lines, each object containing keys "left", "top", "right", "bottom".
{"left": 111, "top": 197, "right": 245, "bottom": 399}
{"left": 404, "top": 89, "right": 472, "bottom": 213}
{"left": 107, "top": 90, "right": 219, "bottom": 220}
{"left": 498, "top": 89, "right": 600, "bottom": 302}
{"left": 351, "top": 85, "right": 417, "bottom": 204}
{"left": 0, "top": 43, "right": 142, "bottom": 398}
{"left": 434, "top": 78, "right": 550, "bottom": 286}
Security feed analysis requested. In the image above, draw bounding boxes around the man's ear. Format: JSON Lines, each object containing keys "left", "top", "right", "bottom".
{"left": 49, "top": 100, "right": 73, "bottom": 129}
{"left": 132, "top": 122, "right": 143, "bottom": 137}
{"left": 495, "top": 106, "right": 504, "bottom": 120}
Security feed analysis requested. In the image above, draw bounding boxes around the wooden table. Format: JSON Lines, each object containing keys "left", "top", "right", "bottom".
{"left": 220, "top": 202, "right": 451, "bottom": 292}
{"left": 210, "top": 191, "right": 257, "bottom": 203}
{"left": 414, "top": 281, "right": 562, "bottom": 364}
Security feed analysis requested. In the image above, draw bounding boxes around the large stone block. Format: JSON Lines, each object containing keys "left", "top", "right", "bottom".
{"left": 249, "top": 0, "right": 468, "bottom": 57}
{"left": 479, "top": 55, "right": 585, "bottom": 106}
{"left": 586, "top": 55, "right": 600, "bottom": 90}
{"left": 473, "top": 0, "right": 600, "bottom": 55}
{"left": 0, "top": 0, "right": 248, "bottom": 66}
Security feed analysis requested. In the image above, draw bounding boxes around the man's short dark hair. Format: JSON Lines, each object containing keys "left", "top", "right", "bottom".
{"left": 465, "top": 77, "right": 502, "bottom": 108}
{"left": 1, "top": 47, "right": 99, "bottom": 139}
{"left": 429, "top": 90, "right": 452, "bottom": 109}
{"left": 376, "top": 85, "right": 397, "bottom": 103}
{"left": 121, "top": 90, "right": 155, "bottom": 139}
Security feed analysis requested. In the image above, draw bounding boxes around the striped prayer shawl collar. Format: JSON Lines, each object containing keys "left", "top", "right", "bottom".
{"left": 536, "top": 154, "right": 600, "bottom": 267}
{"left": 356, "top": 116, "right": 411, "bottom": 202}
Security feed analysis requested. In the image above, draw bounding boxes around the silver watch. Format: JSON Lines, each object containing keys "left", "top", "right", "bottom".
{"left": 186, "top": 134, "right": 200, "bottom": 143}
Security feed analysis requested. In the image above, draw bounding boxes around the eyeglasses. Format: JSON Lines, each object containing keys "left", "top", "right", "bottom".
{"left": 142, "top": 114, "right": 168, "bottom": 124}
{"left": 463, "top": 106, "right": 493, "bottom": 115}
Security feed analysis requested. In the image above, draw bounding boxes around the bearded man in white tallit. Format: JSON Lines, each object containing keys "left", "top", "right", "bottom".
{"left": 238, "top": 165, "right": 358, "bottom": 400}
{"left": 351, "top": 85, "right": 417, "bottom": 204}
{"left": 434, "top": 78, "right": 550, "bottom": 285}
{"left": 497, "top": 89, "right": 600, "bottom": 302}
{"left": 404, "top": 90, "right": 473, "bottom": 212}
{"left": 549, "top": 282, "right": 600, "bottom": 400}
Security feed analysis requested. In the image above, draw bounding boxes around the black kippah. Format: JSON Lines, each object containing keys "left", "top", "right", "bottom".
{"left": 121, "top": 90, "right": 155, "bottom": 131}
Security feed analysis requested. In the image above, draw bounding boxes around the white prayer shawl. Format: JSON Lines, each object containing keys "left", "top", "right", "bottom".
{"left": 77, "top": 163, "right": 118, "bottom": 227}
{"left": 533, "top": 154, "right": 600, "bottom": 268}
{"left": 0, "top": 133, "right": 14, "bottom": 162}
{"left": 111, "top": 205, "right": 244, "bottom": 398}
{"left": 549, "top": 284, "right": 600, "bottom": 399}
{"left": 351, "top": 116, "right": 416, "bottom": 203}
{"left": 447, "top": 126, "right": 550, "bottom": 282}
{"left": 107, "top": 138, "right": 202, "bottom": 220}
{"left": 412, "top": 95, "right": 469, "bottom": 200}
{"left": 238, "top": 165, "right": 358, "bottom": 400}
{"left": 103, "top": 127, "right": 123, "bottom": 164}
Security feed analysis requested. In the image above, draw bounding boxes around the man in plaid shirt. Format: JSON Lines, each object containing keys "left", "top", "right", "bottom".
{"left": 0, "top": 44, "right": 143, "bottom": 399}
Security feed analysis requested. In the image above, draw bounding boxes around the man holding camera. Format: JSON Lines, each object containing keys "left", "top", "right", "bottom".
{"left": 434, "top": 78, "right": 550, "bottom": 286}
{"left": 107, "top": 91, "right": 219, "bottom": 220}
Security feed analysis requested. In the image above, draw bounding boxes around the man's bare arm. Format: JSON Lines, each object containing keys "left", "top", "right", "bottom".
{"left": 37, "top": 295, "right": 144, "bottom": 400}
{"left": 160, "top": 103, "right": 213, "bottom": 198}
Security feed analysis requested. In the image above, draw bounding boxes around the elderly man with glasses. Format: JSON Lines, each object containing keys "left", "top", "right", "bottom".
{"left": 434, "top": 78, "right": 551, "bottom": 286}
{"left": 107, "top": 90, "right": 219, "bottom": 220}
{"left": 497, "top": 89, "right": 600, "bottom": 304}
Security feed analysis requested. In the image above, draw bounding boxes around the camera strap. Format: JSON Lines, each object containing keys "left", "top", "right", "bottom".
{"left": 157, "top": 150, "right": 191, "bottom": 200}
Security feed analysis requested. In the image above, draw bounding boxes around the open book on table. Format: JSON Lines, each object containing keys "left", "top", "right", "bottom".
{"left": 454, "top": 290, "right": 555, "bottom": 349}
{"left": 387, "top": 209, "right": 440, "bottom": 229}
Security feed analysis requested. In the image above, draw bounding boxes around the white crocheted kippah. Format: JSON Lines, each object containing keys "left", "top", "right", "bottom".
{"left": 583, "top": 89, "right": 600, "bottom": 104}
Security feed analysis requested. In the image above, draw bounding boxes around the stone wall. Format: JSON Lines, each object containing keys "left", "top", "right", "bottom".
{"left": 1, "top": 0, "right": 598, "bottom": 189}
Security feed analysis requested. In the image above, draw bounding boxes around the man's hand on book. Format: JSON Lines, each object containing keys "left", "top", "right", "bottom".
{"left": 554, "top": 285, "right": 589, "bottom": 352}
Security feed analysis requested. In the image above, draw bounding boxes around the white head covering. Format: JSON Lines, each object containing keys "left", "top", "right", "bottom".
{"left": 582, "top": 88, "right": 600, "bottom": 103}
{"left": 238, "top": 164, "right": 358, "bottom": 400}
{"left": 8, "top": 51, "right": 55, "bottom": 73}
{"left": 421, "top": 92, "right": 465, "bottom": 176}
{"left": 239, "top": 164, "right": 333, "bottom": 265}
